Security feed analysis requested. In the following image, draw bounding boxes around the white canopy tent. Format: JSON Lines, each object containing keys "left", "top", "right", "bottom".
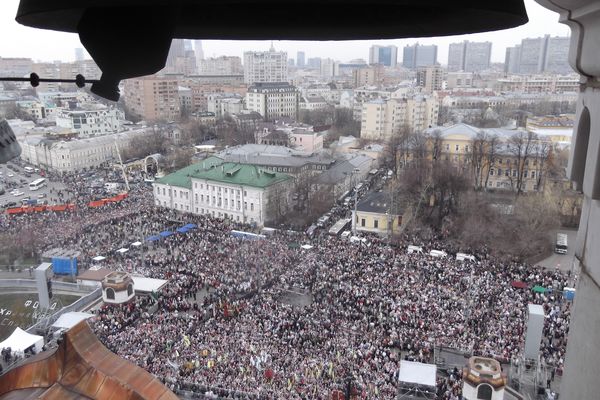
{"left": 116, "top": 248, "right": 129, "bottom": 254}
{"left": 131, "top": 241, "right": 142, "bottom": 247}
{"left": 0, "top": 327, "right": 44, "bottom": 355}
{"left": 51, "top": 312, "right": 94, "bottom": 330}
{"left": 131, "top": 276, "right": 168, "bottom": 293}
{"left": 92, "top": 256, "right": 106, "bottom": 261}
{"left": 397, "top": 360, "right": 437, "bottom": 399}
{"left": 301, "top": 244, "right": 313, "bottom": 250}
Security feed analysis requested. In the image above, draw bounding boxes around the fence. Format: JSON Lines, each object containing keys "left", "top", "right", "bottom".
{"left": 26, "top": 287, "right": 102, "bottom": 334}
{"left": 0, "top": 279, "right": 97, "bottom": 293}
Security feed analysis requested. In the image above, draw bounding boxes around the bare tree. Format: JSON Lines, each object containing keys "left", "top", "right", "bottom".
{"left": 471, "top": 131, "right": 499, "bottom": 191}
{"left": 506, "top": 130, "right": 538, "bottom": 195}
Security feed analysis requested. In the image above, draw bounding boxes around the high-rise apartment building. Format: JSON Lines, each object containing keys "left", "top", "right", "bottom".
{"left": 416, "top": 66, "right": 444, "bottom": 92}
{"left": 360, "top": 95, "right": 439, "bottom": 141}
{"left": 0, "top": 57, "right": 33, "bottom": 78}
{"left": 544, "top": 36, "right": 571, "bottom": 74}
{"left": 504, "top": 45, "right": 521, "bottom": 74}
{"left": 296, "top": 51, "right": 305, "bottom": 68}
{"left": 352, "top": 65, "right": 384, "bottom": 88}
{"left": 166, "top": 39, "right": 186, "bottom": 70}
{"left": 504, "top": 36, "right": 570, "bottom": 74}
{"left": 307, "top": 57, "right": 322, "bottom": 70}
{"left": 198, "top": 56, "right": 243, "bottom": 75}
{"left": 245, "top": 82, "right": 299, "bottom": 121}
{"left": 320, "top": 58, "right": 339, "bottom": 79}
{"left": 402, "top": 44, "right": 438, "bottom": 69}
{"left": 124, "top": 76, "right": 181, "bottom": 121}
{"left": 243, "top": 48, "right": 288, "bottom": 84}
{"left": 447, "top": 41, "right": 492, "bottom": 72}
{"left": 31, "top": 62, "right": 60, "bottom": 92}
{"left": 369, "top": 45, "right": 398, "bottom": 67}
{"left": 74, "top": 48, "right": 85, "bottom": 62}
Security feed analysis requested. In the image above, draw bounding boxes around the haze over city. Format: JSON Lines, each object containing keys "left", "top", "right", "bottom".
{"left": 0, "top": 0, "right": 569, "bottom": 64}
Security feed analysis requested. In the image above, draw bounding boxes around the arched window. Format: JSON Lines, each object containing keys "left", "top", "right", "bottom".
{"left": 477, "top": 384, "right": 493, "bottom": 400}
{"left": 127, "top": 283, "right": 134, "bottom": 296}
{"left": 106, "top": 288, "right": 115, "bottom": 300}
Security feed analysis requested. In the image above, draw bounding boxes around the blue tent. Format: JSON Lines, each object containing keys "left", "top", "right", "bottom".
{"left": 176, "top": 227, "right": 190, "bottom": 234}
{"left": 146, "top": 235, "right": 161, "bottom": 242}
{"left": 183, "top": 223, "right": 197, "bottom": 229}
{"left": 160, "top": 230, "right": 174, "bottom": 237}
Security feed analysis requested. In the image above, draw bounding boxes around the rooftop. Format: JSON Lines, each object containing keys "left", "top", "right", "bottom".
{"left": 156, "top": 156, "right": 292, "bottom": 189}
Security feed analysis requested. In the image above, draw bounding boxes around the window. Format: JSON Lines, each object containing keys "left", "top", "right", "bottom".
{"left": 489, "top": 169, "right": 494, "bottom": 176}
{"left": 250, "top": 203, "right": 254, "bottom": 211}
{"left": 524, "top": 170, "right": 528, "bottom": 178}
{"left": 374, "top": 220, "right": 379, "bottom": 229}
{"left": 361, "top": 218, "right": 366, "bottom": 227}
{"left": 244, "top": 202, "right": 248, "bottom": 210}
{"left": 531, "top": 171, "right": 536, "bottom": 179}
{"left": 106, "top": 288, "right": 115, "bottom": 300}
{"left": 497, "top": 168, "right": 502, "bottom": 176}
{"left": 455, "top": 144, "right": 459, "bottom": 151}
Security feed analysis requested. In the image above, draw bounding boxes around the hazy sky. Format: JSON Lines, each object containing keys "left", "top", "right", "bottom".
{"left": 0, "top": 0, "right": 569, "bottom": 65}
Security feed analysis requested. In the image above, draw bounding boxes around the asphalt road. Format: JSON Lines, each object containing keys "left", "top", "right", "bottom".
{"left": 0, "top": 163, "right": 70, "bottom": 208}
{"left": 536, "top": 229, "right": 578, "bottom": 273}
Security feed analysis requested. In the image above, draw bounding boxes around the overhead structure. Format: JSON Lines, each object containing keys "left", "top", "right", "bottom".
{"left": 15, "top": 1, "right": 527, "bottom": 100}
{"left": 0, "top": 327, "right": 44, "bottom": 355}
{"left": 397, "top": 360, "right": 437, "bottom": 399}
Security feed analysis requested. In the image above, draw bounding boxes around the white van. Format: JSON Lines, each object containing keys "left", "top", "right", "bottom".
{"left": 407, "top": 245, "right": 423, "bottom": 254}
{"left": 456, "top": 253, "right": 476, "bottom": 262}
{"left": 429, "top": 249, "right": 448, "bottom": 258}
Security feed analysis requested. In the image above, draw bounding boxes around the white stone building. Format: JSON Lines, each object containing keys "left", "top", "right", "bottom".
{"left": 243, "top": 49, "right": 288, "bottom": 84}
{"left": 245, "top": 82, "right": 299, "bottom": 121}
{"left": 55, "top": 105, "right": 124, "bottom": 137}
{"left": 153, "top": 157, "right": 293, "bottom": 226}
{"left": 18, "top": 128, "right": 148, "bottom": 172}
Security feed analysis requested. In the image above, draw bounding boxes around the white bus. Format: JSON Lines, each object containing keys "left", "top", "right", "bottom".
{"left": 329, "top": 218, "right": 350, "bottom": 236}
{"left": 555, "top": 233, "right": 568, "bottom": 254}
{"left": 29, "top": 178, "right": 47, "bottom": 191}
{"left": 24, "top": 166, "right": 34, "bottom": 173}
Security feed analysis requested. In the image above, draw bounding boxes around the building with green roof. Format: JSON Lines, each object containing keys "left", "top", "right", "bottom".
{"left": 152, "top": 156, "right": 293, "bottom": 226}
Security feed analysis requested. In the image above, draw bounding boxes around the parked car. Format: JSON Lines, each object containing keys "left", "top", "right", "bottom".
{"left": 12, "top": 191, "right": 24, "bottom": 196}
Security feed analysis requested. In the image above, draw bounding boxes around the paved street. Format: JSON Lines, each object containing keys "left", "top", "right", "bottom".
{"left": 0, "top": 163, "right": 70, "bottom": 208}
{"left": 537, "top": 229, "right": 578, "bottom": 274}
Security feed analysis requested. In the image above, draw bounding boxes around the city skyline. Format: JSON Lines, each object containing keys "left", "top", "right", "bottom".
{"left": 0, "top": 0, "right": 569, "bottom": 66}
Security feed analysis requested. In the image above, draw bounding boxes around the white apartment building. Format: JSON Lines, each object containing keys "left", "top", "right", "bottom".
{"left": 198, "top": 56, "right": 243, "bottom": 75}
{"left": 243, "top": 49, "right": 288, "bottom": 84}
{"left": 55, "top": 105, "right": 124, "bottom": 137}
{"left": 152, "top": 157, "right": 292, "bottom": 226}
{"left": 245, "top": 82, "right": 299, "bottom": 121}
{"left": 207, "top": 93, "right": 244, "bottom": 119}
{"left": 360, "top": 95, "right": 439, "bottom": 141}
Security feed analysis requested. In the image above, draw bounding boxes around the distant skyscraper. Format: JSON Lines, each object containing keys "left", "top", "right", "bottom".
{"left": 75, "top": 48, "right": 84, "bottom": 62}
{"left": 504, "top": 45, "right": 521, "bottom": 74}
{"left": 297, "top": 51, "right": 305, "bottom": 68}
{"left": 369, "top": 45, "right": 398, "bottom": 67}
{"left": 447, "top": 43, "right": 465, "bottom": 72}
{"left": 166, "top": 39, "right": 186, "bottom": 70}
{"left": 543, "top": 36, "right": 571, "bottom": 74}
{"left": 402, "top": 43, "right": 437, "bottom": 69}
{"left": 448, "top": 41, "right": 492, "bottom": 72}
{"left": 504, "top": 35, "right": 570, "bottom": 74}
{"left": 307, "top": 57, "right": 322, "bottom": 70}
{"left": 243, "top": 48, "right": 288, "bottom": 84}
{"left": 194, "top": 40, "right": 204, "bottom": 60}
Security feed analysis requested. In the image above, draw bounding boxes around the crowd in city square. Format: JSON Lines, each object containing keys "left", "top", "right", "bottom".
{"left": 0, "top": 174, "right": 572, "bottom": 399}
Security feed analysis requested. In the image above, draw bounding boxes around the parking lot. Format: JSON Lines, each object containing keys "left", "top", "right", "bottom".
{"left": 0, "top": 163, "right": 70, "bottom": 208}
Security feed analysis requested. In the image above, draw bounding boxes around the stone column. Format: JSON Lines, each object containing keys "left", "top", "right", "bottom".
{"left": 535, "top": 1, "right": 600, "bottom": 397}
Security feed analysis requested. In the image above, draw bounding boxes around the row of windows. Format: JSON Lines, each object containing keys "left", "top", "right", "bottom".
{"left": 490, "top": 169, "right": 537, "bottom": 178}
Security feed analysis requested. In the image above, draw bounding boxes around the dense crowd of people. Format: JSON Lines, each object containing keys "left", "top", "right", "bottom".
{"left": 0, "top": 171, "right": 573, "bottom": 399}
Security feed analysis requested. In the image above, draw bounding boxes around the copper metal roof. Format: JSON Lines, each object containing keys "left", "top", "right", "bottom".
{"left": 0, "top": 321, "right": 178, "bottom": 400}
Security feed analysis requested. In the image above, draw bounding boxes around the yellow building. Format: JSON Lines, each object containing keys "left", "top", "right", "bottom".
{"left": 353, "top": 192, "right": 402, "bottom": 235}
{"left": 360, "top": 94, "right": 439, "bottom": 141}
{"left": 398, "top": 123, "right": 554, "bottom": 193}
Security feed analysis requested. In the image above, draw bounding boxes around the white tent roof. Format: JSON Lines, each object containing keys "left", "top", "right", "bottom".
{"left": 131, "top": 241, "right": 142, "bottom": 247}
{"left": 51, "top": 312, "right": 94, "bottom": 330}
{"left": 92, "top": 256, "right": 106, "bottom": 261}
{"left": 301, "top": 244, "right": 313, "bottom": 249}
{"left": 0, "top": 327, "right": 44, "bottom": 354}
{"left": 132, "top": 276, "right": 168, "bottom": 292}
{"left": 116, "top": 248, "right": 129, "bottom": 254}
{"left": 398, "top": 360, "right": 436, "bottom": 387}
